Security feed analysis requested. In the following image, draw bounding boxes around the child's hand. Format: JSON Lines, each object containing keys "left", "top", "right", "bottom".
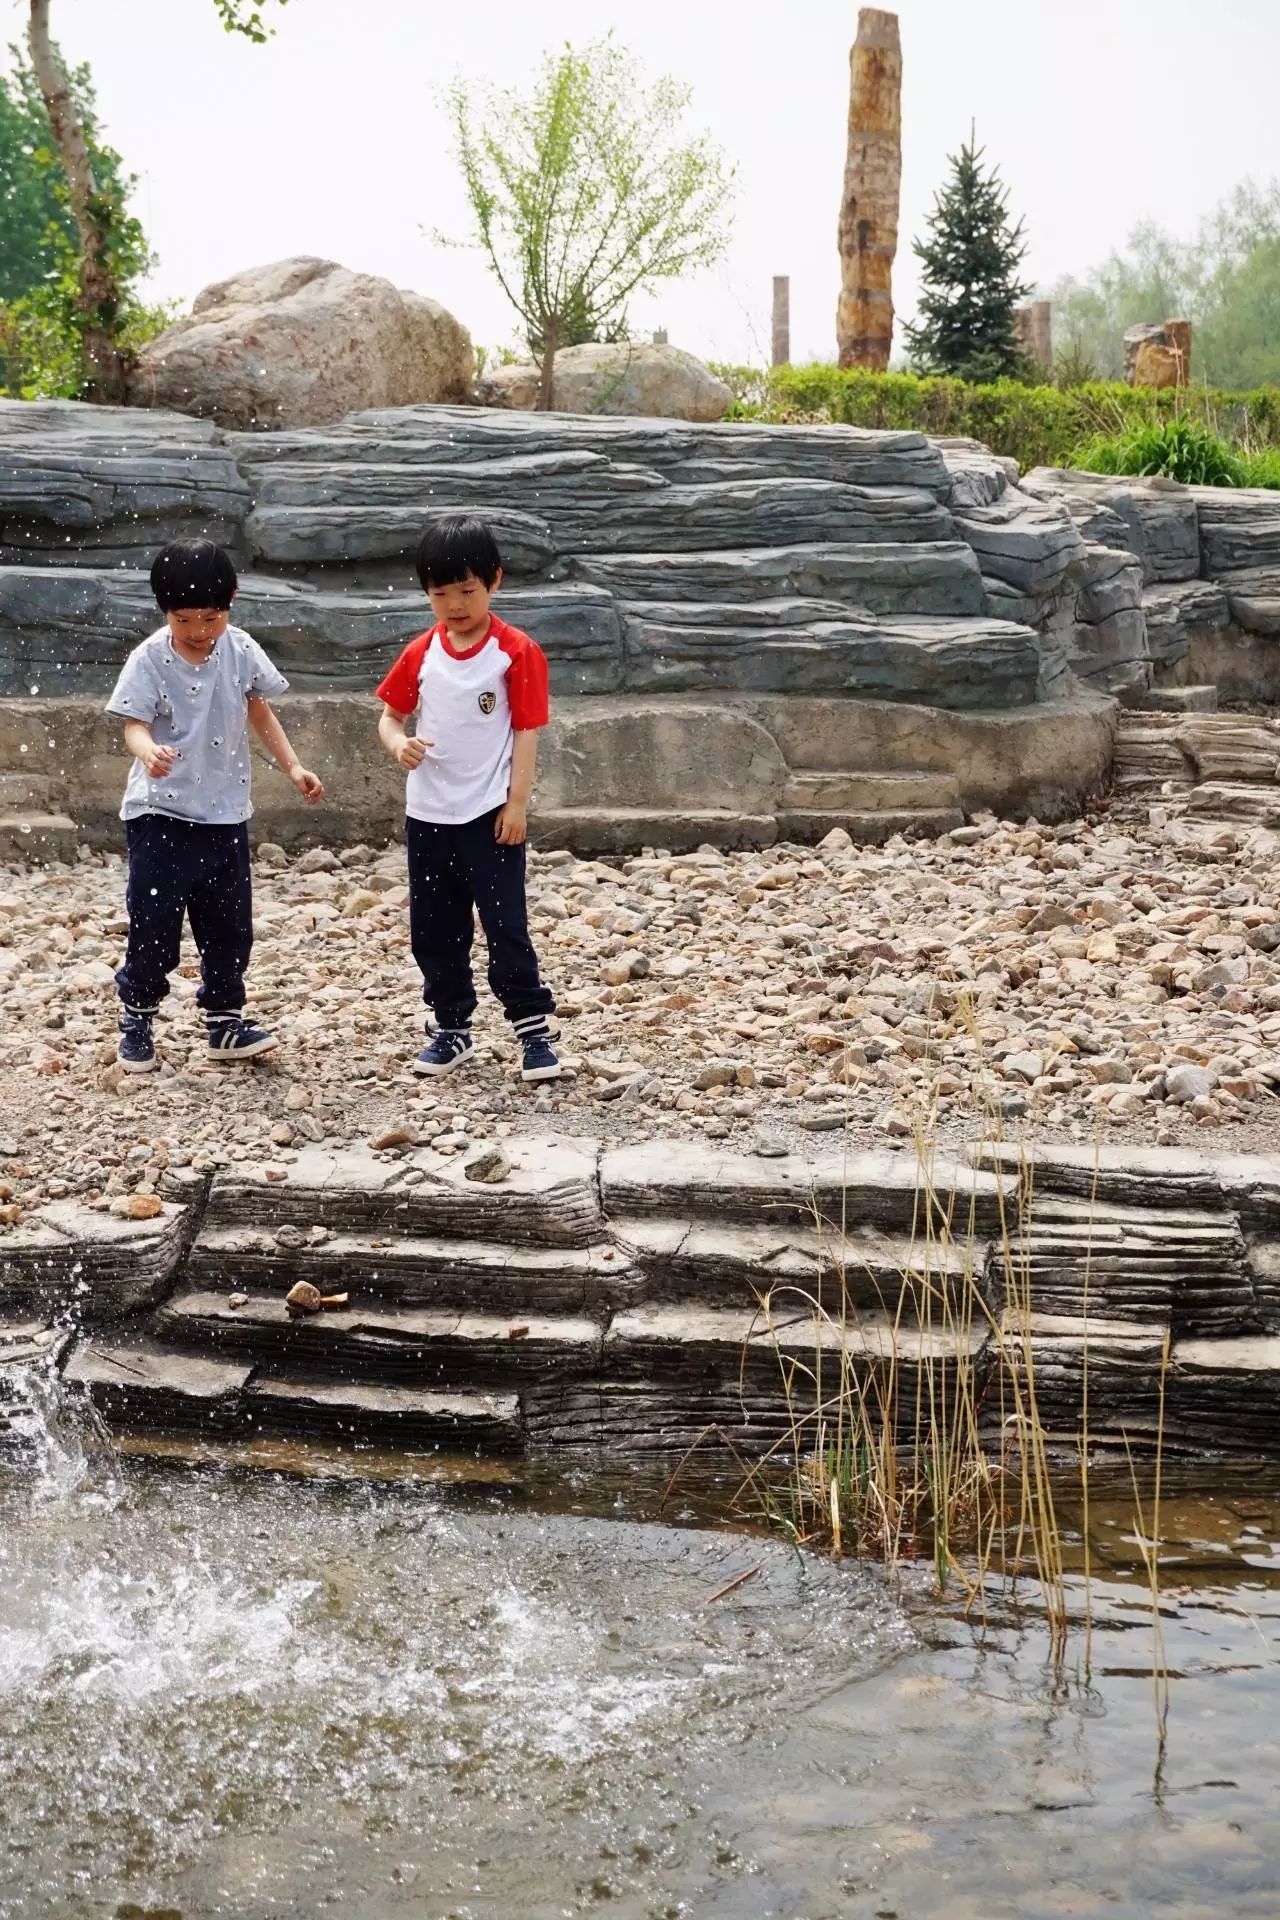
{"left": 141, "top": 742, "right": 177, "bottom": 779}
{"left": 396, "top": 737, "right": 432, "bottom": 771}
{"left": 495, "top": 801, "right": 528, "bottom": 846}
{"left": 290, "top": 765, "right": 325, "bottom": 805}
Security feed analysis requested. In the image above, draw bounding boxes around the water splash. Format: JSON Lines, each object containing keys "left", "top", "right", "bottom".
{"left": 0, "top": 1356, "right": 117, "bottom": 1503}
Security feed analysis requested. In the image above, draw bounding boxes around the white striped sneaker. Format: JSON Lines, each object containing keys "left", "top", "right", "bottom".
{"left": 206, "top": 1013, "right": 279, "bottom": 1061}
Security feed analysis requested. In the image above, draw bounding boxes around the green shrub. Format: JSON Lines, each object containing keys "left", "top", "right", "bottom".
{"left": 1071, "top": 418, "right": 1248, "bottom": 486}
{"left": 709, "top": 361, "right": 1280, "bottom": 476}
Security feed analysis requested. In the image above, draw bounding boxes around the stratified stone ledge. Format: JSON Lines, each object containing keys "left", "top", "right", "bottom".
{"left": 5, "top": 1136, "right": 1275, "bottom": 1460}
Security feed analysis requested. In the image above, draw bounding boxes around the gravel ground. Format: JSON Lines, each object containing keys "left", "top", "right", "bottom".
{"left": 1, "top": 801, "right": 1278, "bottom": 1217}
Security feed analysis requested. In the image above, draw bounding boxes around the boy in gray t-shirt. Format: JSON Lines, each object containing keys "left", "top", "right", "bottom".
{"left": 105, "top": 538, "right": 324, "bottom": 1072}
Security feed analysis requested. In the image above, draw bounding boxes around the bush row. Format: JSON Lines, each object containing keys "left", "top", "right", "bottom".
{"left": 711, "top": 363, "right": 1280, "bottom": 474}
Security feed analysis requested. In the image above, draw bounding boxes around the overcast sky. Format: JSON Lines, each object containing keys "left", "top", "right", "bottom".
{"left": 5, "top": 0, "right": 1277, "bottom": 365}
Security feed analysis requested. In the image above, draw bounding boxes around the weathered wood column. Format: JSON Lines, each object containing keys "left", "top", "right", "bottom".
{"left": 836, "top": 7, "right": 902, "bottom": 370}
{"left": 771, "top": 276, "right": 791, "bottom": 366}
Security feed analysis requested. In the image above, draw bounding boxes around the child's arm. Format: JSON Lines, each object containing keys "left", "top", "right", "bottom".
{"left": 495, "top": 730, "right": 538, "bottom": 846}
{"left": 378, "top": 703, "right": 435, "bottom": 771}
{"left": 122, "top": 718, "right": 176, "bottom": 779}
{"left": 247, "top": 697, "right": 325, "bottom": 805}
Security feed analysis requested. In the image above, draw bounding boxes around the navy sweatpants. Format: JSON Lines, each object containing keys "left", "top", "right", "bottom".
{"left": 115, "top": 814, "right": 253, "bottom": 1013}
{"left": 406, "top": 810, "right": 555, "bottom": 1031}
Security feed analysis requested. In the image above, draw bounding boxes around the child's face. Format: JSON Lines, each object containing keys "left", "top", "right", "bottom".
{"left": 427, "top": 569, "right": 501, "bottom": 642}
{"left": 165, "top": 607, "right": 229, "bottom": 658}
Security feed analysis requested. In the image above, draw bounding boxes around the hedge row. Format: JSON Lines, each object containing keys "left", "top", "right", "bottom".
{"left": 710, "top": 364, "right": 1280, "bottom": 474}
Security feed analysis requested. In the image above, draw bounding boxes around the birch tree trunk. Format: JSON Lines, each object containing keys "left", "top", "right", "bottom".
{"left": 835, "top": 8, "right": 901, "bottom": 371}
{"left": 27, "top": 0, "right": 129, "bottom": 403}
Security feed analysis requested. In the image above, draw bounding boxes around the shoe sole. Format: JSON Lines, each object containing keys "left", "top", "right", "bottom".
{"left": 207, "top": 1035, "right": 279, "bottom": 1062}
{"left": 413, "top": 1050, "right": 474, "bottom": 1077}
{"left": 118, "top": 1053, "right": 158, "bottom": 1074}
{"left": 521, "top": 1062, "right": 563, "bottom": 1082}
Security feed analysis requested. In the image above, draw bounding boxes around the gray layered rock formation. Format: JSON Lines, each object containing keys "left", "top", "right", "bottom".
{"left": 2, "top": 399, "right": 1038, "bottom": 716}
{"left": 8, "top": 1137, "right": 1279, "bottom": 1460}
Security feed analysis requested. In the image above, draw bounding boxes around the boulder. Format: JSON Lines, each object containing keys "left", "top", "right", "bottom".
{"left": 128, "top": 257, "right": 474, "bottom": 430}
{"left": 476, "top": 342, "right": 732, "bottom": 422}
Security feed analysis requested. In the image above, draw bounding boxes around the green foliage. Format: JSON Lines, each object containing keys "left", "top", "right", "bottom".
{"left": 211, "top": 0, "right": 289, "bottom": 42}
{"left": 0, "top": 49, "right": 136, "bottom": 304}
{"left": 711, "top": 361, "right": 1280, "bottom": 477}
{"left": 1047, "top": 179, "right": 1280, "bottom": 389}
{"left": 1071, "top": 418, "right": 1248, "bottom": 487}
{"left": 444, "top": 35, "right": 734, "bottom": 382}
{"left": 902, "top": 133, "right": 1032, "bottom": 383}
{"left": 0, "top": 47, "right": 166, "bottom": 399}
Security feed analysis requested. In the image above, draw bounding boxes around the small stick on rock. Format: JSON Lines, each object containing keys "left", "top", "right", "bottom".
{"left": 703, "top": 1564, "right": 761, "bottom": 1606}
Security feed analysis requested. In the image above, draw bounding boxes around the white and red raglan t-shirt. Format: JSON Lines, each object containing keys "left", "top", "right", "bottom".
{"left": 375, "top": 615, "right": 550, "bottom": 826}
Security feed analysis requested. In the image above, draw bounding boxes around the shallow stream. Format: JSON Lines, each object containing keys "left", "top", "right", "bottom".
{"left": 1, "top": 1379, "right": 1278, "bottom": 1919}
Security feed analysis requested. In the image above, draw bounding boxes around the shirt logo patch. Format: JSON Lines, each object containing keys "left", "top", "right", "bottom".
{"left": 478, "top": 690, "right": 497, "bottom": 715}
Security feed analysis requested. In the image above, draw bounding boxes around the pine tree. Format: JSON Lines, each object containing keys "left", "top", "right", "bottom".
{"left": 903, "top": 131, "right": 1032, "bottom": 383}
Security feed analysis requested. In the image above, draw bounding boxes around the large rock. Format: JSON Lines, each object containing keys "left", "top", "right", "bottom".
{"left": 475, "top": 342, "right": 731, "bottom": 422}
{"left": 128, "top": 257, "right": 474, "bottom": 429}
{"left": 1021, "top": 468, "right": 1200, "bottom": 584}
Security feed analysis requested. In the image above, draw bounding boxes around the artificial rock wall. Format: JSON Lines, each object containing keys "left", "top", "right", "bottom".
{"left": 3, "top": 395, "right": 1273, "bottom": 846}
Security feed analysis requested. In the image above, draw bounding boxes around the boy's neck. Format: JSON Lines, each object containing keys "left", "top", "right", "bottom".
{"left": 442, "top": 615, "right": 492, "bottom": 651}
{"left": 168, "top": 633, "right": 222, "bottom": 666}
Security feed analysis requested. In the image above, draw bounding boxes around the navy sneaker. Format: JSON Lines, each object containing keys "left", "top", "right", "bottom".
{"left": 117, "top": 1006, "right": 157, "bottom": 1074}
{"left": 413, "top": 1028, "right": 474, "bottom": 1076}
{"left": 206, "top": 1012, "right": 279, "bottom": 1062}
{"left": 520, "top": 1033, "right": 562, "bottom": 1083}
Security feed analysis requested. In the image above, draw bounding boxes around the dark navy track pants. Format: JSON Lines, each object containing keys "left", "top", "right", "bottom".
{"left": 406, "top": 810, "right": 555, "bottom": 1031}
{"left": 115, "top": 814, "right": 253, "bottom": 1012}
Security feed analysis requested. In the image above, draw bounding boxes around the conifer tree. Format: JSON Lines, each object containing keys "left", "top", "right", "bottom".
{"left": 903, "top": 130, "right": 1032, "bottom": 383}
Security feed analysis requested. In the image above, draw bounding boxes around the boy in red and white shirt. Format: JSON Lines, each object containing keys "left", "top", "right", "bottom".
{"left": 376, "top": 515, "right": 560, "bottom": 1080}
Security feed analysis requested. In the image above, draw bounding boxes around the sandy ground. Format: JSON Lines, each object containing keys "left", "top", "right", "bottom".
{"left": 0, "top": 800, "right": 1278, "bottom": 1216}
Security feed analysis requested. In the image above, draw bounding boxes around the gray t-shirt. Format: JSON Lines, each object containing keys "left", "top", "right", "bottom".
{"left": 106, "top": 624, "right": 289, "bottom": 825}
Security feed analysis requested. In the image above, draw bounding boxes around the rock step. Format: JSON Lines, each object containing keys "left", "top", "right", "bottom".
{"left": 1168, "top": 1336, "right": 1280, "bottom": 1453}
{"left": 533, "top": 807, "right": 778, "bottom": 854}
{"left": 1136, "top": 685, "right": 1219, "bottom": 713}
{"left": 781, "top": 768, "right": 963, "bottom": 811}
{"left": 613, "top": 1215, "right": 982, "bottom": 1313}
{"left": 600, "top": 1141, "right": 1011, "bottom": 1236}
{"left": 153, "top": 1291, "right": 604, "bottom": 1383}
{"left": 232, "top": 407, "right": 954, "bottom": 493}
{"left": 246, "top": 477, "right": 957, "bottom": 565}
{"left": 1174, "top": 715, "right": 1280, "bottom": 783}
{"left": 150, "top": 1288, "right": 987, "bottom": 1393}
{"left": 0, "top": 773, "right": 65, "bottom": 808}
{"left": 619, "top": 607, "right": 1040, "bottom": 708}
{"left": 187, "top": 1225, "right": 639, "bottom": 1314}
{"left": 63, "top": 1339, "right": 522, "bottom": 1449}
{"left": 201, "top": 1140, "right": 602, "bottom": 1249}
{"left": 1008, "top": 1201, "right": 1259, "bottom": 1334}
{"left": 0, "top": 812, "right": 78, "bottom": 860}
{"left": 1185, "top": 782, "right": 1280, "bottom": 825}
{"left": 568, "top": 540, "right": 988, "bottom": 617}
{"left": 777, "top": 807, "right": 964, "bottom": 847}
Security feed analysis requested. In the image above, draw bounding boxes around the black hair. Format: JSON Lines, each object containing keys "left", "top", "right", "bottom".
{"left": 416, "top": 514, "right": 503, "bottom": 592}
{"left": 150, "top": 538, "right": 238, "bottom": 612}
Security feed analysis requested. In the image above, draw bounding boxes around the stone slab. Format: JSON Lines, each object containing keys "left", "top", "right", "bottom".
{"left": 620, "top": 609, "right": 1041, "bottom": 706}
{"left": 201, "top": 1138, "right": 602, "bottom": 1247}
{"left": 569, "top": 540, "right": 987, "bottom": 616}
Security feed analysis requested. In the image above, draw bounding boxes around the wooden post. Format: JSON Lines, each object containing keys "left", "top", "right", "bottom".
{"left": 771, "top": 276, "right": 790, "bottom": 367}
{"left": 1015, "top": 299, "right": 1053, "bottom": 371}
{"left": 836, "top": 8, "right": 902, "bottom": 370}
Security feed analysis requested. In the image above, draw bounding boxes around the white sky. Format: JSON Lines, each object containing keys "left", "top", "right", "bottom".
{"left": 4, "top": 0, "right": 1277, "bottom": 365}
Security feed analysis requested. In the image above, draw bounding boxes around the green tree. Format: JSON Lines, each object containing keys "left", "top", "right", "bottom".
{"left": 1045, "top": 180, "right": 1280, "bottom": 388}
{"left": 447, "top": 35, "right": 735, "bottom": 409}
{"left": 0, "top": 54, "right": 136, "bottom": 303}
{"left": 903, "top": 132, "right": 1032, "bottom": 384}
{"left": 22, "top": 0, "right": 287, "bottom": 402}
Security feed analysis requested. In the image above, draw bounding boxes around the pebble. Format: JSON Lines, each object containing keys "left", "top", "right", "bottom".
{"left": 0, "top": 811, "right": 1278, "bottom": 1214}
{"left": 464, "top": 1143, "right": 511, "bottom": 1184}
